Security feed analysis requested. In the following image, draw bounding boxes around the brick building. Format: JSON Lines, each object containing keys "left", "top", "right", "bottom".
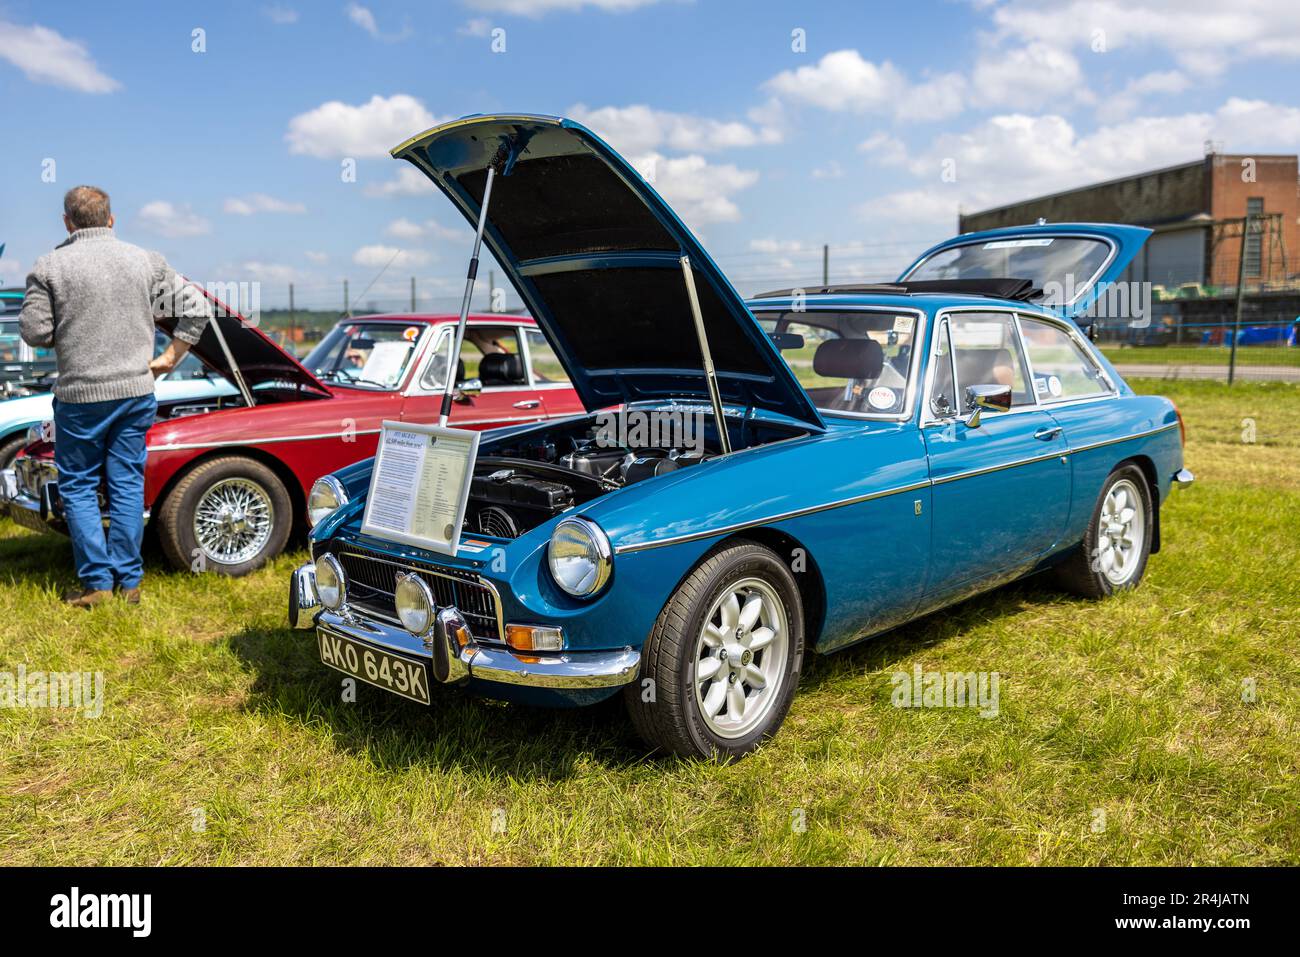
{"left": 959, "top": 152, "right": 1299, "bottom": 294}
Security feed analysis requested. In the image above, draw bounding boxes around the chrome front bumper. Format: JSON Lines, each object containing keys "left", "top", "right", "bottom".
{"left": 1174, "top": 468, "right": 1195, "bottom": 489}
{"left": 289, "top": 562, "right": 640, "bottom": 691}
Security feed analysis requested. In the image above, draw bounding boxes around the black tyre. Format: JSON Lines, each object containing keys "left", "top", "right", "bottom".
{"left": 624, "top": 541, "right": 804, "bottom": 761}
{"left": 157, "top": 455, "right": 292, "bottom": 577}
{"left": 0, "top": 433, "right": 26, "bottom": 471}
{"left": 1052, "top": 464, "right": 1154, "bottom": 599}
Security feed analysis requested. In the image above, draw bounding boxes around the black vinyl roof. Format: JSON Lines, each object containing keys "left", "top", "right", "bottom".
{"left": 751, "top": 278, "right": 1042, "bottom": 302}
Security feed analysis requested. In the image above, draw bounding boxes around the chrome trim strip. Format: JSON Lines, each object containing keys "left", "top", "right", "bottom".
{"left": 1174, "top": 467, "right": 1194, "bottom": 489}
{"left": 614, "top": 478, "right": 932, "bottom": 554}
{"left": 146, "top": 414, "right": 544, "bottom": 452}
{"left": 930, "top": 449, "right": 1066, "bottom": 486}
{"left": 1068, "top": 421, "right": 1179, "bottom": 454}
{"left": 613, "top": 421, "right": 1180, "bottom": 554}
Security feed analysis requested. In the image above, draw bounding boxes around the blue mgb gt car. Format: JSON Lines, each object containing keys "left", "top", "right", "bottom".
{"left": 290, "top": 114, "right": 1193, "bottom": 760}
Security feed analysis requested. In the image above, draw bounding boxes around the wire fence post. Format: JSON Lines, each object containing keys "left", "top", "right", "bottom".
{"left": 822, "top": 244, "right": 829, "bottom": 287}
{"left": 410, "top": 276, "right": 416, "bottom": 312}
{"left": 288, "top": 282, "right": 295, "bottom": 352}
{"left": 343, "top": 279, "right": 350, "bottom": 317}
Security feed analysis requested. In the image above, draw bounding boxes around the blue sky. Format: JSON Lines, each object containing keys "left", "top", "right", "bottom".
{"left": 2, "top": 0, "right": 1297, "bottom": 311}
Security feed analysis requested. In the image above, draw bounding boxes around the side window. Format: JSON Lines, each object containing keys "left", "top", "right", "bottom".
{"left": 525, "top": 329, "right": 571, "bottom": 385}
{"left": 421, "top": 325, "right": 525, "bottom": 389}
{"left": 929, "top": 319, "right": 956, "bottom": 417}
{"left": 948, "top": 312, "right": 1033, "bottom": 412}
{"left": 1019, "top": 317, "right": 1111, "bottom": 401}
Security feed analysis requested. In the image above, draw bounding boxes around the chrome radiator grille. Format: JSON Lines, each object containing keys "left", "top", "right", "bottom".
{"left": 337, "top": 548, "right": 503, "bottom": 642}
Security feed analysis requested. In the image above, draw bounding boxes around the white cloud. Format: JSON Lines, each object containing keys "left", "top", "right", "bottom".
{"left": 352, "top": 244, "right": 431, "bottom": 268}
{"left": 384, "top": 217, "right": 426, "bottom": 240}
{"left": 223, "top": 193, "right": 307, "bottom": 215}
{"left": 858, "top": 132, "right": 908, "bottom": 166}
{"left": 0, "top": 19, "right": 120, "bottom": 93}
{"left": 286, "top": 94, "right": 441, "bottom": 158}
{"left": 989, "top": 0, "right": 1300, "bottom": 75}
{"left": 762, "top": 49, "right": 965, "bottom": 122}
{"left": 568, "top": 103, "right": 781, "bottom": 154}
{"left": 345, "top": 2, "right": 411, "bottom": 40}
{"left": 458, "top": 17, "right": 493, "bottom": 36}
{"left": 364, "top": 166, "right": 438, "bottom": 197}
{"left": 1096, "top": 70, "right": 1191, "bottom": 122}
{"left": 304, "top": 251, "right": 329, "bottom": 264}
{"left": 869, "top": 97, "right": 1300, "bottom": 222}
{"left": 811, "top": 160, "right": 844, "bottom": 180}
{"left": 262, "top": 5, "right": 299, "bottom": 24}
{"left": 464, "top": 0, "right": 671, "bottom": 15}
{"left": 136, "top": 201, "right": 210, "bottom": 239}
{"left": 384, "top": 217, "right": 464, "bottom": 240}
{"left": 346, "top": 3, "right": 380, "bottom": 36}
{"left": 635, "top": 152, "right": 759, "bottom": 229}
{"left": 858, "top": 189, "right": 965, "bottom": 232}
{"left": 240, "top": 261, "right": 297, "bottom": 283}
{"left": 970, "top": 43, "right": 1088, "bottom": 110}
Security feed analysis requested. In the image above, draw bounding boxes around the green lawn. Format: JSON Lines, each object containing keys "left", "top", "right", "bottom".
{"left": 0, "top": 379, "right": 1296, "bottom": 865}
{"left": 1101, "top": 345, "right": 1299, "bottom": 368}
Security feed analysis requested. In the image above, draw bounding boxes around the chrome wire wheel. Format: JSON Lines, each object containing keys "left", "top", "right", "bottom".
{"left": 192, "top": 477, "right": 275, "bottom": 566}
{"left": 693, "top": 577, "right": 790, "bottom": 740}
{"left": 1096, "top": 477, "right": 1145, "bottom": 585}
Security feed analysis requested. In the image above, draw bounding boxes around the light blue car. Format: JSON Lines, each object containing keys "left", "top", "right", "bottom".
{"left": 0, "top": 331, "right": 236, "bottom": 468}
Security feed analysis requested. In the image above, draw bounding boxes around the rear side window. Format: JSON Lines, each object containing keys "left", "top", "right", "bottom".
{"left": 948, "top": 312, "right": 1033, "bottom": 412}
{"left": 1019, "top": 317, "right": 1110, "bottom": 401}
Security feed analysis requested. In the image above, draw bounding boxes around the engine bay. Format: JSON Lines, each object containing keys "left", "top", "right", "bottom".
{"left": 465, "top": 412, "right": 805, "bottom": 539}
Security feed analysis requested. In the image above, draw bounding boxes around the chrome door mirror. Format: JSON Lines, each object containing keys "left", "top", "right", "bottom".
{"left": 454, "top": 377, "right": 482, "bottom": 402}
{"left": 963, "top": 384, "right": 1012, "bottom": 429}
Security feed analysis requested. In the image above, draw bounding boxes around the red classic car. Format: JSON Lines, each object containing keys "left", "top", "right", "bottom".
{"left": 1, "top": 308, "right": 580, "bottom": 575}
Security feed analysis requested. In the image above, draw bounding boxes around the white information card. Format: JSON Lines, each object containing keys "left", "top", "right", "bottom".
{"left": 360, "top": 420, "right": 480, "bottom": 556}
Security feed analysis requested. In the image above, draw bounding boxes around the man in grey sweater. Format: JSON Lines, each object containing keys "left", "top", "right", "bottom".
{"left": 21, "top": 186, "right": 211, "bottom": 606}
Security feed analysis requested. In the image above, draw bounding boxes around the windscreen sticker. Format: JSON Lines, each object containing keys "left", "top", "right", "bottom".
{"left": 982, "top": 239, "right": 1055, "bottom": 249}
{"left": 868, "top": 386, "right": 896, "bottom": 410}
{"left": 1047, "top": 375, "right": 1063, "bottom": 397}
{"left": 893, "top": 315, "right": 915, "bottom": 333}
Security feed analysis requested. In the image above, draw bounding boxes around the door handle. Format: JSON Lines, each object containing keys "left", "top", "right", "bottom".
{"left": 1034, "top": 426, "right": 1063, "bottom": 441}
{"left": 512, "top": 399, "right": 541, "bottom": 410}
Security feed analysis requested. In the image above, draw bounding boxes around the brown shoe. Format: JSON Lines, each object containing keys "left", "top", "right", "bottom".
{"left": 63, "top": 587, "right": 113, "bottom": 608}
{"left": 118, "top": 585, "right": 142, "bottom": 605}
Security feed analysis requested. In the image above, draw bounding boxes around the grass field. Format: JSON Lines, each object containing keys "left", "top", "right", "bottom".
{"left": 1100, "top": 344, "right": 1299, "bottom": 368}
{"left": 0, "top": 379, "right": 1296, "bottom": 865}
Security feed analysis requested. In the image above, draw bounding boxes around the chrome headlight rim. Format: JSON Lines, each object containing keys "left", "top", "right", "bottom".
{"left": 315, "top": 552, "right": 346, "bottom": 611}
{"left": 547, "top": 516, "right": 613, "bottom": 599}
{"left": 394, "top": 572, "right": 436, "bottom": 639}
{"left": 307, "top": 475, "right": 349, "bottom": 529}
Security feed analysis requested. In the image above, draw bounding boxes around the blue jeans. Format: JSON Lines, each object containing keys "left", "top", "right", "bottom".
{"left": 53, "top": 394, "right": 157, "bottom": 591}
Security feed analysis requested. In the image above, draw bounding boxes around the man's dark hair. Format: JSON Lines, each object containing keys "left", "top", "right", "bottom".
{"left": 64, "top": 185, "right": 112, "bottom": 229}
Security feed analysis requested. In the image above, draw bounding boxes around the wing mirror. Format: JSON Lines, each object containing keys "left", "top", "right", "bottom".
{"left": 455, "top": 377, "right": 482, "bottom": 401}
{"left": 963, "top": 384, "right": 1012, "bottom": 428}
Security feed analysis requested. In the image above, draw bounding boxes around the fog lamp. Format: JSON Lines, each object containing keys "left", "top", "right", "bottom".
{"left": 395, "top": 573, "right": 435, "bottom": 637}
{"left": 315, "top": 553, "right": 346, "bottom": 610}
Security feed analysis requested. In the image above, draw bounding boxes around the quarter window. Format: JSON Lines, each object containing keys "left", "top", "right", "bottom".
{"left": 1019, "top": 317, "right": 1110, "bottom": 401}
{"left": 525, "top": 329, "right": 571, "bottom": 386}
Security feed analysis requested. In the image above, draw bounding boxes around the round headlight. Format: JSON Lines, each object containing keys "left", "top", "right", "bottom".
{"left": 315, "top": 553, "right": 346, "bottom": 610}
{"left": 548, "top": 517, "right": 612, "bottom": 598}
{"left": 307, "top": 476, "right": 348, "bottom": 528}
{"left": 394, "top": 573, "right": 434, "bottom": 636}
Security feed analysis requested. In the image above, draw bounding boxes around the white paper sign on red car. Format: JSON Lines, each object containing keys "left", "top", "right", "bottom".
{"left": 360, "top": 420, "right": 480, "bottom": 557}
